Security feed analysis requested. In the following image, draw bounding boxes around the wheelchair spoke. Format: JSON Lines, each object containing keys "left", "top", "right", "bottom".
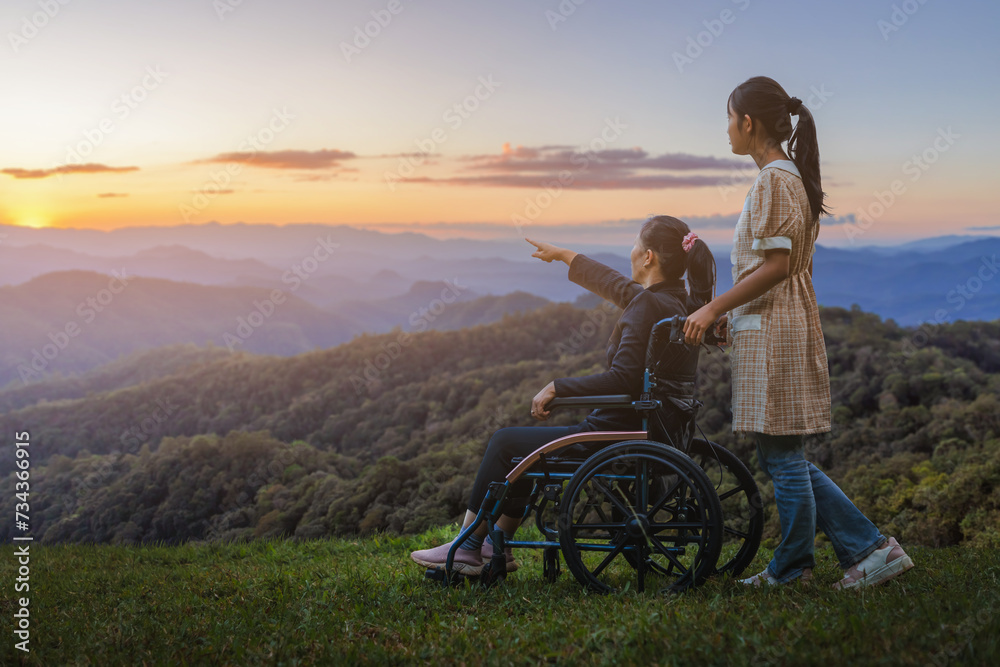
{"left": 648, "top": 535, "right": 690, "bottom": 575}
{"left": 591, "top": 477, "right": 635, "bottom": 519}
{"left": 648, "top": 522, "right": 706, "bottom": 531}
{"left": 570, "top": 523, "right": 626, "bottom": 533}
{"left": 652, "top": 531, "right": 707, "bottom": 546}
{"left": 648, "top": 476, "right": 684, "bottom": 516}
{"left": 717, "top": 486, "right": 743, "bottom": 502}
{"left": 589, "top": 541, "right": 626, "bottom": 578}
{"left": 724, "top": 526, "right": 749, "bottom": 539}
{"left": 637, "top": 459, "right": 648, "bottom": 509}
{"left": 577, "top": 489, "right": 609, "bottom": 525}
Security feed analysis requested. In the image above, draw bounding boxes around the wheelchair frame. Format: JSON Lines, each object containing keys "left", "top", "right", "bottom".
{"left": 430, "top": 316, "right": 763, "bottom": 594}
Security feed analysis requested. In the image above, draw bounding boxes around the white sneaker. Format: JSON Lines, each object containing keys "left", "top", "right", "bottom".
{"left": 833, "top": 537, "right": 914, "bottom": 590}
{"left": 741, "top": 568, "right": 812, "bottom": 587}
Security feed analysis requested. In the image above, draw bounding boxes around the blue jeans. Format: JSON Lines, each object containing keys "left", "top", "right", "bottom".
{"left": 754, "top": 433, "right": 886, "bottom": 582}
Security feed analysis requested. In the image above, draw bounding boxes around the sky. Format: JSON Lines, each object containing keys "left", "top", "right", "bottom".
{"left": 0, "top": 0, "right": 997, "bottom": 248}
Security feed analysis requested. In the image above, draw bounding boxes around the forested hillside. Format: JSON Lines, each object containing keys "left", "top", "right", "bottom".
{"left": 2, "top": 304, "right": 998, "bottom": 548}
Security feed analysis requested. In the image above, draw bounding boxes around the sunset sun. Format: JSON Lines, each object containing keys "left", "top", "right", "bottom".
{"left": 14, "top": 212, "right": 51, "bottom": 229}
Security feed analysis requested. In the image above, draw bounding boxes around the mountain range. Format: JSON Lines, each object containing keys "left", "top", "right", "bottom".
{"left": 0, "top": 270, "right": 550, "bottom": 387}
{"left": 0, "top": 223, "right": 997, "bottom": 388}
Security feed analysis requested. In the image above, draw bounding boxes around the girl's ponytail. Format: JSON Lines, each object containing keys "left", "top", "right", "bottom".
{"left": 787, "top": 103, "right": 830, "bottom": 218}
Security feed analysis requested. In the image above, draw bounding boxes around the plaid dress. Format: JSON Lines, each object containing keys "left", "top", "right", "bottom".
{"left": 727, "top": 160, "right": 831, "bottom": 435}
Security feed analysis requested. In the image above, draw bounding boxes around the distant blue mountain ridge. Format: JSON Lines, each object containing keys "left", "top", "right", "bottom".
{"left": 0, "top": 224, "right": 996, "bottom": 327}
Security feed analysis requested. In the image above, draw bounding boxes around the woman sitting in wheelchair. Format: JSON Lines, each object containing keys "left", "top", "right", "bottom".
{"left": 410, "top": 215, "right": 717, "bottom": 575}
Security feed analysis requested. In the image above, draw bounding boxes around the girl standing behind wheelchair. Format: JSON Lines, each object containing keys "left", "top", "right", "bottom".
{"left": 684, "top": 76, "right": 914, "bottom": 588}
{"left": 411, "top": 216, "right": 716, "bottom": 575}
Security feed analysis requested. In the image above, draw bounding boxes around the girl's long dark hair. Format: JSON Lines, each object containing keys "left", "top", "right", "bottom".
{"left": 639, "top": 215, "right": 716, "bottom": 311}
{"left": 728, "top": 76, "right": 831, "bottom": 218}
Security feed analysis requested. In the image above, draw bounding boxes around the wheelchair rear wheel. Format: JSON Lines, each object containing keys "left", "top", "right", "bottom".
{"left": 686, "top": 438, "right": 762, "bottom": 578}
{"left": 558, "top": 440, "right": 723, "bottom": 593}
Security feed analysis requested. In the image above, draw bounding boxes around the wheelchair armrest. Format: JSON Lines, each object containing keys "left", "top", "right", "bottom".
{"left": 546, "top": 394, "right": 635, "bottom": 410}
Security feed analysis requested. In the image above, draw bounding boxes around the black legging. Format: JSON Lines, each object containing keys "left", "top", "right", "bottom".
{"left": 466, "top": 422, "right": 597, "bottom": 516}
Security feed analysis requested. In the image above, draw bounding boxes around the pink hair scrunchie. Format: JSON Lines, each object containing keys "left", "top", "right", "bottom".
{"left": 682, "top": 232, "right": 699, "bottom": 253}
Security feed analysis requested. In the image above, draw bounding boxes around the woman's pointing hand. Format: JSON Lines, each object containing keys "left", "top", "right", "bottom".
{"left": 526, "top": 238, "right": 576, "bottom": 265}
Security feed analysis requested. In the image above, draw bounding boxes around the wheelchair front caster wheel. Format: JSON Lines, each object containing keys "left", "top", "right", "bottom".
{"left": 544, "top": 546, "right": 561, "bottom": 582}
{"left": 479, "top": 561, "right": 506, "bottom": 589}
{"left": 480, "top": 529, "right": 508, "bottom": 588}
{"left": 424, "top": 568, "right": 476, "bottom": 587}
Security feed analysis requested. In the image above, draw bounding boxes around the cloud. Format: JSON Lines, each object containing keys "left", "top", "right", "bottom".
{"left": 403, "top": 173, "right": 728, "bottom": 190}
{"left": 824, "top": 214, "right": 854, "bottom": 227}
{"left": 966, "top": 225, "right": 1000, "bottom": 231}
{"left": 195, "top": 148, "right": 357, "bottom": 170}
{"left": 97, "top": 192, "right": 129, "bottom": 198}
{"left": 406, "top": 143, "right": 746, "bottom": 189}
{"left": 1, "top": 163, "right": 140, "bottom": 179}
{"left": 370, "top": 214, "right": 744, "bottom": 237}
{"left": 681, "top": 213, "right": 742, "bottom": 230}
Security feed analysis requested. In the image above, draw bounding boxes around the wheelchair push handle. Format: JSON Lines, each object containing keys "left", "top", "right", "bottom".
{"left": 649, "top": 315, "right": 726, "bottom": 349}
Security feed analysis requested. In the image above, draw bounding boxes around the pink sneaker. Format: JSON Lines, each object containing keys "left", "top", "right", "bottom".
{"left": 740, "top": 568, "right": 812, "bottom": 587}
{"left": 834, "top": 537, "right": 914, "bottom": 590}
{"left": 481, "top": 539, "right": 519, "bottom": 573}
{"left": 410, "top": 541, "right": 483, "bottom": 576}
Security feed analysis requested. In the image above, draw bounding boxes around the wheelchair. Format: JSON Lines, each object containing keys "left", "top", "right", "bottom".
{"left": 427, "top": 315, "right": 763, "bottom": 594}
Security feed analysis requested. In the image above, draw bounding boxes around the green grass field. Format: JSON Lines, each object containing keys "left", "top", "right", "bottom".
{"left": 2, "top": 527, "right": 997, "bottom": 666}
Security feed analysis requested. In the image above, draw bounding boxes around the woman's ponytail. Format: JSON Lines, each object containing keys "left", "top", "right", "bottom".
{"left": 685, "top": 239, "right": 716, "bottom": 310}
{"left": 639, "top": 216, "right": 717, "bottom": 312}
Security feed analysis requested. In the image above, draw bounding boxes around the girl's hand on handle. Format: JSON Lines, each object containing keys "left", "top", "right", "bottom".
{"left": 715, "top": 314, "right": 729, "bottom": 342}
{"left": 526, "top": 238, "right": 576, "bottom": 265}
{"left": 531, "top": 381, "right": 557, "bottom": 421}
{"left": 683, "top": 304, "right": 721, "bottom": 345}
